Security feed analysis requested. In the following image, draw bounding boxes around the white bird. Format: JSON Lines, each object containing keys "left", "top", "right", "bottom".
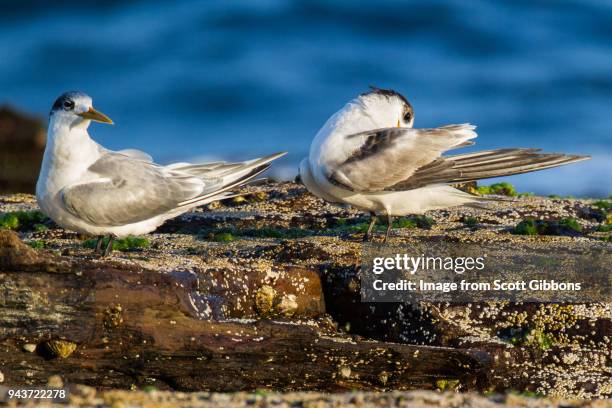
{"left": 36, "top": 91, "right": 286, "bottom": 256}
{"left": 299, "top": 87, "right": 590, "bottom": 241}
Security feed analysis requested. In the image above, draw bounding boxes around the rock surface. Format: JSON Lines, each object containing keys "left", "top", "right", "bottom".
{"left": 0, "top": 183, "right": 610, "bottom": 401}
{"left": 1, "top": 386, "right": 609, "bottom": 408}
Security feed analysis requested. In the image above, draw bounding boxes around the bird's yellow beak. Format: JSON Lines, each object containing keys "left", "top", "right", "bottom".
{"left": 77, "top": 107, "right": 114, "bottom": 124}
{"left": 396, "top": 119, "right": 401, "bottom": 128}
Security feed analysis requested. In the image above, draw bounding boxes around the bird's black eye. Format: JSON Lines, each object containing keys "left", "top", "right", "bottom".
{"left": 63, "top": 100, "right": 75, "bottom": 110}
{"left": 403, "top": 111, "right": 412, "bottom": 122}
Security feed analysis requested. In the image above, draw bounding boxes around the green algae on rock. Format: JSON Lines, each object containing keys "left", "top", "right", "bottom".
{"left": 0, "top": 210, "right": 47, "bottom": 231}
{"left": 513, "top": 217, "right": 583, "bottom": 236}
{"left": 83, "top": 236, "right": 150, "bottom": 252}
{"left": 477, "top": 182, "right": 518, "bottom": 197}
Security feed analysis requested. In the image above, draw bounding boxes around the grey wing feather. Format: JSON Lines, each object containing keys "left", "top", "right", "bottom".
{"left": 389, "top": 148, "right": 590, "bottom": 190}
{"left": 328, "top": 125, "right": 588, "bottom": 193}
{"left": 328, "top": 125, "right": 477, "bottom": 192}
{"left": 116, "top": 149, "right": 153, "bottom": 162}
{"left": 62, "top": 153, "right": 203, "bottom": 227}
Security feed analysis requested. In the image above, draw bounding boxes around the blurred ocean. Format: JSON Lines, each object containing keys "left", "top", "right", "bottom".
{"left": 0, "top": 0, "right": 610, "bottom": 196}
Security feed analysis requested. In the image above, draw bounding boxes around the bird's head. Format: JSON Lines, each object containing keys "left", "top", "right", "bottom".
{"left": 49, "top": 91, "right": 113, "bottom": 130}
{"left": 357, "top": 87, "right": 414, "bottom": 128}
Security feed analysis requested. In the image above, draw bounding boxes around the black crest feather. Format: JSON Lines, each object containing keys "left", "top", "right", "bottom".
{"left": 362, "top": 86, "right": 411, "bottom": 109}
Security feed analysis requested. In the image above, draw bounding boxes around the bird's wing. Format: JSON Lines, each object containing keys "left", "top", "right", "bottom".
{"left": 327, "top": 124, "right": 477, "bottom": 192}
{"left": 116, "top": 149, "right": 153, "bottom": 162}
{"left": 389, "top": 148, "right": 590, "bottom": 190}
{"left": 61, "top": 153, "right": 207, "bottom": 227}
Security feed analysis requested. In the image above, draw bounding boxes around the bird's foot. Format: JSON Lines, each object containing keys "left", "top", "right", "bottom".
{"left": 101, "top": 235, "right": 115, "bottom": 257}
{"left": 94, "top": 235, "right": 105, "bottom": 254}
{"left": 363, "top": 212, "right": 378, "bottom": 242}
{"left": 382, "top": 215, "right": 394, "bottom": 244}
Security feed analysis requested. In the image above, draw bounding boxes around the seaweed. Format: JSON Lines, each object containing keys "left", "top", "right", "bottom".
{"left": 585, "top": 199, "right": 611, "bottom": 224}
{"left": 197, "top": 215, "right": 434, "bottom": 242}
{"left": 513, "top": 219, "right": 538, "bottom": 235}
{"left": 394, "top": 217, "right": 418, "bottom": 229}
{"left": 592, "top": 199, "right": 611, "bottom": 212}
{"left": 513, "top": 217, "right": 583, "bottom": 236}
{"left": 499, "top": 327, "right": 553, "bottom": 350}
{"left": 529, "top": 330, "right": 554, "bottom": 350}
{"left": 199, "top": 227, "right": 311, "bottom": 241}
{"left": 411, "top": 215, "right": 435, "bottom": 229}
{"left": 462, "top": 216, "right": 478, "bottom": 229}
{"left": 0, "top": 210, "right": 48, "bottom": 231}
{"left": 213, "top": 232, "right": 235, "bottom": 243}
{"left": 34, "top": 223, "right": 49, "bottom": 232}
{"left": 0, "top": 213, "right": 19, "bottom": 230}
{"left": 557, "top": 217, "right": 582, "bottom": 233}
{"left": 596, "top": 224, "right": 612, "bottom": 232}
{"left": 511, "top": 390, "right": 544, "bottom": 398}
{"left": 477, "top": 182, "right": 517, "bottom": 197}
{"left": 83, "top": 236, "right": 150, "bottom": 252}
{"left": 331, "top": 215, "right": 434, "bottom": 235}
{"left": 26, "top": 240, "right": 46, "bottom": 249}
{"left": 245, "top": 227, "right": 310, "bottom": 239}
{"left": 434, "top": 378, "right": 460, "bottom": 391}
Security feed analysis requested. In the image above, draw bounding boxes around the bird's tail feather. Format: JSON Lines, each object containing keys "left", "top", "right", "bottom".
{"left": 432, "top": 148, "right": 590, "bottom": 185}
{"left": 169, "top": 151, "right": 287, "bottom": 178}
{"left": 177, "top": 152, "right": 286, "bottom": 207}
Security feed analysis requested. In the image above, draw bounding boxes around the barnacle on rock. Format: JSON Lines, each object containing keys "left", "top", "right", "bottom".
{"left": 255, "top": 285, "right": 277, "bottom": 315}
{"left": 22, "top": 343, "right": 36, "bottom": 353}
{"left": 40, "top": 339, "right": 77, "bottom": 359}
{"left": 337, "top": 365, "right": 351, "bottom": 379}
{"left": 104, "top": 304, "right": 124, "bottom": 329}
{"left": 378, "top": 371, "right": 389, "bottom": 386}
{"left": 47, "top": 374, "right": 64, "bottom": 388}
{"left": 275, "top": 294, "right": 298, "bottom": 317}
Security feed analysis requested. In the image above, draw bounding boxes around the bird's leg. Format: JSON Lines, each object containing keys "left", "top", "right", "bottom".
{"left": 364, "top": 212, "right": 378, "bottom": 241}
{"left": 102, "top": 235, "right": 115, "bottom": 257}
{"left": 383, "top": 215, "right": 394, "bottom": 244}
{"left": 94, "top": 235, "right": 105, "bottom": 253}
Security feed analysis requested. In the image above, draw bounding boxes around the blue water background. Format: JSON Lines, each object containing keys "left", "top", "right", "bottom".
{"left": 1, "top": 0, "right": 611, "bottom": 196}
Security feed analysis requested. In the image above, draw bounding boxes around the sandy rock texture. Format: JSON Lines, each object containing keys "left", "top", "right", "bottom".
{"left": 0, "top": 183, "right": 610, "bottom": 402}
{"left": 1, "top": 386, "right": 610, "bottom": 408}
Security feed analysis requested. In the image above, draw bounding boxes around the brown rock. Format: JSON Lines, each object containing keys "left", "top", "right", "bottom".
{"left": 0, "top": 229, "right": 39, "bottom": 268}
{"left": 0, "top": 232, "right": 489, "bottom": 392}
{"left": 0, "top": 188, "right": 609, "bottom": 399}
{"left": 0, "top": 107, "right": 46, "bottom": 194}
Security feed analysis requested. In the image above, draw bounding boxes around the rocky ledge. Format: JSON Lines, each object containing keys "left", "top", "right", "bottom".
{"left": 0, "top": 182, "right": 610, "bottom": 402}
{"left": 1, "top": 387, "right": 609, "bottom": 408}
